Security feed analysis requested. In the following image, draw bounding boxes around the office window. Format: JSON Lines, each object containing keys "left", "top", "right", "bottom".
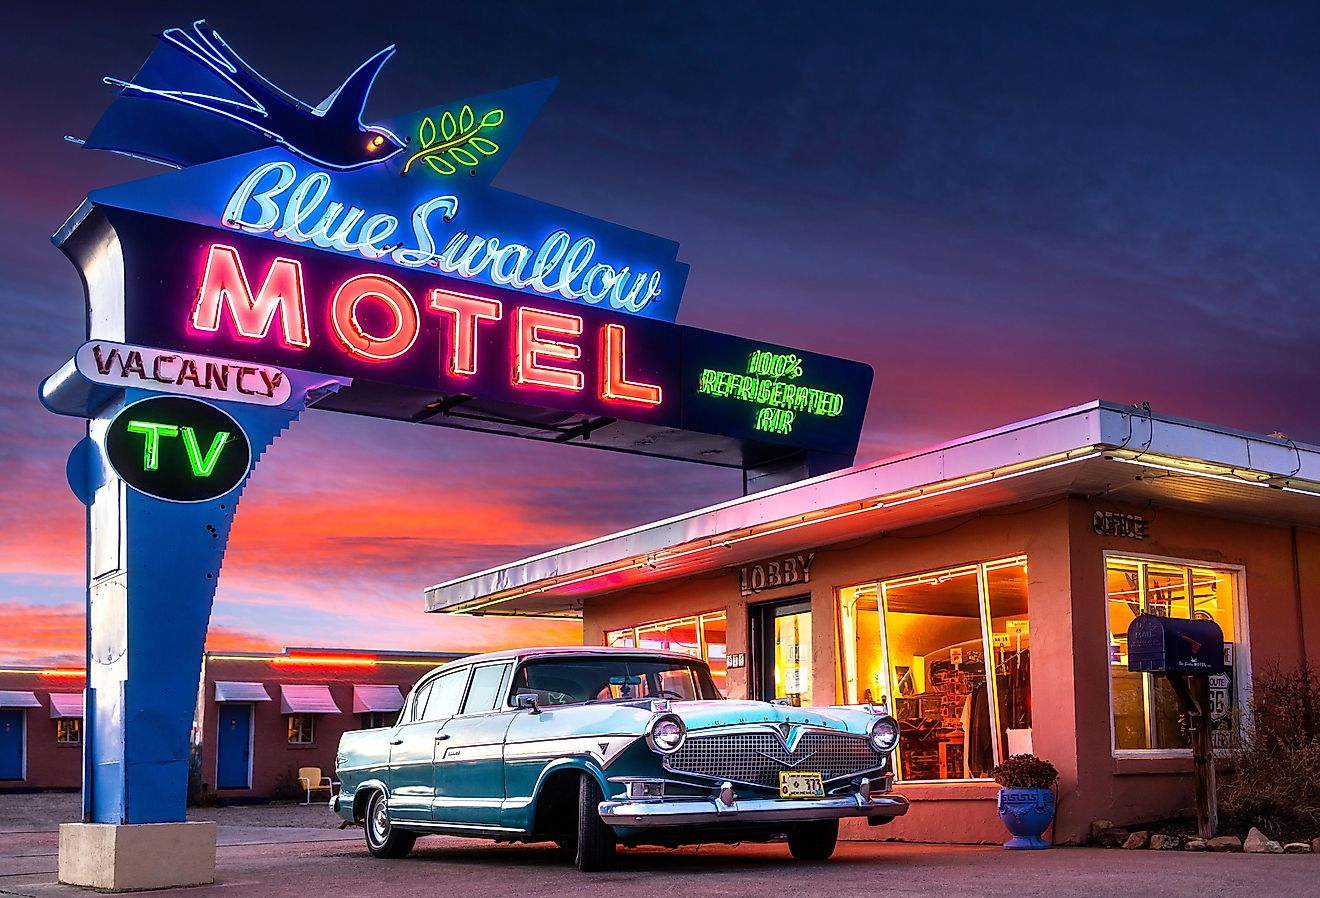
{"left": 56, "top": 718, "right": 82, "bottom": 745}
{"left": 839, "top": 556, "right": 1031, "bottom": 782}
{"left": 604, "top": 612, "right": 728, "bottom": 692}
{"left": 1106, "top": 556, "right": 1241, "bottom": 753}
{"left": 287, "top": 714, "right": 315, "bottom": 744}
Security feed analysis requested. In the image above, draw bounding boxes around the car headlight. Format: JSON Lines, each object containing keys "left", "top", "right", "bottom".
{"left": 645, "top": 714, "right": 687, "bottom": 754}
{"left": 868, "top": 716, "right": 900, "bottom": 753}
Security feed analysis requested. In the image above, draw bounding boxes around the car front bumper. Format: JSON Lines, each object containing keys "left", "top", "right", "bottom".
{"left": 598, "top": 791, "right": 909, "bottom": 828}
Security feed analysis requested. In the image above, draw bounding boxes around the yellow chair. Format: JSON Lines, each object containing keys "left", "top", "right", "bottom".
{"left": 297, "top": 766, "right": 338, "bottom": 805}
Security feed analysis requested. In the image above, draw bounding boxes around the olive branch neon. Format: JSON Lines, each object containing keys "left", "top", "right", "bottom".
{"left": 403, "top": 105, "right": 504, "bottom": 175}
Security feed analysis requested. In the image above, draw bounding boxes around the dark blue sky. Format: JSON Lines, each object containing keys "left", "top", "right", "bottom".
{"left": 2, "top": 2, "right": 1318, "bottom": 662}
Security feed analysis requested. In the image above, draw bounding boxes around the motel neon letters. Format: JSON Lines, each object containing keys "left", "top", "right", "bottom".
{"left": 191, "top": 242, "right": 663, "bottom": 405}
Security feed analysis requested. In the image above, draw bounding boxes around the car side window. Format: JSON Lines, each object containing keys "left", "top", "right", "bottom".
{"left": 461, "top": 663, "right": 512, "bottom": 715}
{"left": 421, "top": 668, "right": 468, "bottom": 721}
{"left": 410, "top": 681, "right": 434, "bottom": 722}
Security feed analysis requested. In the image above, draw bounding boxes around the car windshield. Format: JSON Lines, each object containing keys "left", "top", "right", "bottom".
{"left": 511, "top": 656, "right": 722, "bottom": 706}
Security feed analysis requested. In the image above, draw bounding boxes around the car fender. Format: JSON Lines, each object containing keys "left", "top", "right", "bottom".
{"left": 528, "top": 757, "right": 611, "bottom": 815}
{"left": 348, "top": 778, "right": 391, "bottom": 823}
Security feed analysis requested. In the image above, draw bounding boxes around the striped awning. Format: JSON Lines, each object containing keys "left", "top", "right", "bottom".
{"left": 214, "top": 681, "right": 273, "bottom": 703}
{"left": 48, "top": 693, "right": 84, "bottom": 718}
{"left": 0, "top": 691, "right": 41, "bottom": 709}
{"left": 280, "top": 684, "right": 340, "bottom": 714}
{"left": 352, "top": 684, "right": 405, "bottom": 714}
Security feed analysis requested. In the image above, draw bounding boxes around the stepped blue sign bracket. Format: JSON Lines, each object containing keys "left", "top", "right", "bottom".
{"left": 40, "top": 21, "right": 872, "bottom": 883}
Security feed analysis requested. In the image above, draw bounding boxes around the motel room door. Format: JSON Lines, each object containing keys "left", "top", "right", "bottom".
{"left": 0, "top": 710, "right": 23, "bottom": 781}
{"left": 216, "top": 704, "right": 253, "bottom": 790}
{"left": 751, "top": 597, "right": 814, "bottom": 705}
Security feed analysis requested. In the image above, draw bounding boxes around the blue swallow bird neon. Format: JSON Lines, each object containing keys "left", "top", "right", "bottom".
{"left": 100, "top": 20, "right": 404, "bottom": 171}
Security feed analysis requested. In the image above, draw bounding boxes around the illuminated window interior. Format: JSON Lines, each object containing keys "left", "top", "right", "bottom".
{"left": 286, "top": 714, "right": 315, "bottom": 745}
{"left": 838, "top": 556, "right": 1031, "bottom": 783}
{"left": 605, "top": 612, "right": 727, "bottom": 693}
{"left": 1106, "top": 556, "right": 1240, "bottom": 752}
{"left": 56, "top": 718, "right": 82, "bottom": 745}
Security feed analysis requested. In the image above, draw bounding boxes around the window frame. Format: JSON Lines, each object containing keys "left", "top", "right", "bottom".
{"left": 286, "top": 713, "right": 315, "bottom": 745}
{"left": 55, "top": 717, "right": 82, "bottom": 745}
{"left": 1103, "top": 551, "right": 1249, "bottom": 759}
{"left": 836, "top": 554, "right": 1030, "bottom": 784}
{"left": 457, "top": 662, "right": 513, "bottom": 717}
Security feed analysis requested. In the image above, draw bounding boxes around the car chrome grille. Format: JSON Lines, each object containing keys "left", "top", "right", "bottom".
{"left": 663, "top": 729, "right": 884, "bottom": 788}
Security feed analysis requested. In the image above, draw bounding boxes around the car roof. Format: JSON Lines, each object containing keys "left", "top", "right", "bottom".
{"left": 427, "top": 645, "right": 706, "bottom": 675}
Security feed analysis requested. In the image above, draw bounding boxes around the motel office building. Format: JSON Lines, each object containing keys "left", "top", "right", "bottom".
{"left": 427, "top": 402, "right": 1320, "bottom": 844}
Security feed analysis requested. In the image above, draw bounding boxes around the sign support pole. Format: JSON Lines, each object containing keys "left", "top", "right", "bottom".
{"left": 1165, "top": 673, "right": 1218, "bottom": 839}
{"left": 41, "top": 366, "right": 346, "bottom": 890}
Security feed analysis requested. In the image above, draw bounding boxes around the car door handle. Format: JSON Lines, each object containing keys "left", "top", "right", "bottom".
{"left": 435, "top": 734, "right": 451, "bottom": 741}
{"left": 389, "top": 739, "right": 403, "bottom": 746}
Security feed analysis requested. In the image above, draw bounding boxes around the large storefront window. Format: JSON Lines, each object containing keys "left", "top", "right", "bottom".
{"left": 839, "top": 556, "right": 1031, "bottom": 782}
{"left": 605, "top": 612, "right": 728, "bottom": 692}
{"left": 1105, "top": 556, "right": 1241, "bottom": 753}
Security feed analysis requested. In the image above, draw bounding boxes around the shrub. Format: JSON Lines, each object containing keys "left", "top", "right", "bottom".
{"left": 1217, "top": 660, "right": 1320, "bottom": 840}
{"left": 270, "top": 767, "right": 305, "bottom": 802}
{"left": 991, "top": 754, "right": 1058, "bottom": 789}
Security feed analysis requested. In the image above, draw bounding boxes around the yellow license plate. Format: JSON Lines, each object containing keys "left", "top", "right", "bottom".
{"left": 779, "top": 771, "right": 825, "bottom": 798}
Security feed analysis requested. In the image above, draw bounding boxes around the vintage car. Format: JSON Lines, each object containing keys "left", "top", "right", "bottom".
{"left": 333, "top": 646, "right": 907, "bottom": 870}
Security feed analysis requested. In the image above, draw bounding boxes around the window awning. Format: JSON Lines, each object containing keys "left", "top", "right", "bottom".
{"left": 352, "top": 684, "right": 405, "bottom": 714}
{"left": 0, "top": 691, "right": 40, "bottom": 709}
{"left": 280, "top": 685, "right": 341, "bottom": 714}
{"left": 48, "top": 693, "right": 84, "bottom": 718}
{"left": 214, "top": 681, "right": 273, "bottom": 703}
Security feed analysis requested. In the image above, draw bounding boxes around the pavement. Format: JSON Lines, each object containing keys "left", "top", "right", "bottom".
{"left": 1, "top": 794, "right": 1317, "bottom": 897}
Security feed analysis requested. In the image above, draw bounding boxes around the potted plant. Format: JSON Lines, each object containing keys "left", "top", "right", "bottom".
{"left": 991, "top": 754, "right": 1059, "bottom": 850}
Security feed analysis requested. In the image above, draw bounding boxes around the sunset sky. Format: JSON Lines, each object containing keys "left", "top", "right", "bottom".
{"left": 3, "top": 2, "right": 1320, "bottom": 667}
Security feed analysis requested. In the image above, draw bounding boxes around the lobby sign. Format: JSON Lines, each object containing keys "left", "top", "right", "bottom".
{"left": 104, "top": 396, "right": 251, "bottom": 502}
{"left": 738, "top": 551, "right": 817, "bottom": 596}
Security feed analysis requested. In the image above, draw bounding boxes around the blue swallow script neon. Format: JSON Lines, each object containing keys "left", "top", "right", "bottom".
{"left": 223, "top": 160, "right": 665, "bottom": 314}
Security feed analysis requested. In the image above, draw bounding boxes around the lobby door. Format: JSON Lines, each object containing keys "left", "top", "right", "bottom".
{"left": 752, "top": 597, "right": 814, "bottom": 705}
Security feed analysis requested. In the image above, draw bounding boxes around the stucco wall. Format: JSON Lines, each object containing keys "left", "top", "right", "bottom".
{"left": 0, "top": 672, "right": 85, "bottom": 791}
{"left": 198, "top": 655, "right": 447, "bottom": 799}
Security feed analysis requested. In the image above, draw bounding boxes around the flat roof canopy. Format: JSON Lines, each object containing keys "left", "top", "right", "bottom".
{"left": 425, "top": 400, "right": 1320, "bottom": 617}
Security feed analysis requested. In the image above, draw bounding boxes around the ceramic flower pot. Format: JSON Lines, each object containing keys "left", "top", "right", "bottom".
{"left": 996, "top": 787, "right": 1054, "bottom": 849}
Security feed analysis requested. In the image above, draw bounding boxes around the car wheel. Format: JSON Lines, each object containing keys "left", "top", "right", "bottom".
{"left": 364, "top": 790, "right": 416, "bottom": 859}
{"left": 574, "top": 774, "right": 617, "bottom": 871}
{"left": 787, "top": 819, "right": 839, "bottom": 861}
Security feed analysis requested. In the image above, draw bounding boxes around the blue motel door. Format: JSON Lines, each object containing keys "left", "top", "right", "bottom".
{"left": 216, "top": 704, "right": 251, "bottom": 790}
{"left": 0, "top": 710, "right": 23, "bottom": 780}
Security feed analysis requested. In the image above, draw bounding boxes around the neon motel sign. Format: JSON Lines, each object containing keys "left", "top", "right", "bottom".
{"left": 189, "top": 242, "right": 663, "bottom": 406}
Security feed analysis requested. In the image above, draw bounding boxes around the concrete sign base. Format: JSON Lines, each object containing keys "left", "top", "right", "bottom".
{"left": 58, "top": 821, "right": 217, "bottom": 890}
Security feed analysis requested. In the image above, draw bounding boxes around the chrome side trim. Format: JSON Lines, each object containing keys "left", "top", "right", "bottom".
{"left": 394, "top": 820, "right": 528, "bottom": 835}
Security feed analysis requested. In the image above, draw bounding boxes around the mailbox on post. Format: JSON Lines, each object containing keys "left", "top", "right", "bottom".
{"left": 1127, "top": 615, "right": 1225, "bottom": 675}
{"left": 1126, "top": 613, "right": 1226, "bottom": 839}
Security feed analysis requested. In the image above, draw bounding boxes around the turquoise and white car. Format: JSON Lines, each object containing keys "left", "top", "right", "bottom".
{"left": 333, "top": 646, "right": 907, "bottom": 870}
